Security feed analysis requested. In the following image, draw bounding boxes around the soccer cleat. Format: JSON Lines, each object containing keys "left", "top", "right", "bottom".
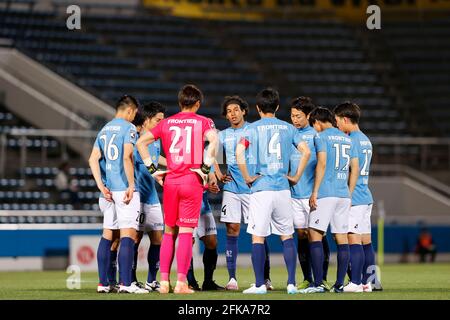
{"left": 298, "top": 280, "right": 312, "bottom": 290}
{"left": 225, "top": 278, "right": 239, "bottom": 291}
{"left": 343, "top": 282, "right": 364, "bottom": 293}
{"left": 118, "top": 284, "right": 149, "bottom": 294}
{"left": 299, "top": 285, "right": 326, "bottom": 294}
{"left": 145, "top": 281, "right": 161, "bottom": 292}
{"left": 287, "top": 284, "right": 299, "bottom": 294}
{"left": 159, "top": 281, "right": 171, "bottom": 294}
{"left": 202, "top": 281, "right": 225, "bottom": 291}
{"left": 188, "top": 280, "right": 201, "bottom": 291}
{"left": 330, "top": 284, "right": 344, "bottom": 293}
{"left": 362, "top": 283, "right": 372, "bottom": 293}
{"left": 243, "top": 284, "right": 267, "bottom": 294}
{"left": 174, "top": 281, "right": 195, "bottom": 294}
{"left": 265, "top": 279, "right": 274, "bottom": 291}
{"left": 109, "top": 284, "right": 119, "bottom": 293}
{"left": 97, "top": 284, "right": 111, "bottom": 293}
{"left": 321, "top": 280, "right": 332, "bottom": 291}
{"left": 131, "top": 281, "right": 146, "bottom": 289}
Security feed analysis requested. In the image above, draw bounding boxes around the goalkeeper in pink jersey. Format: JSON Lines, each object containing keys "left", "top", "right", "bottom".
{"left": 137, "top": 84, "right": 218, "bottom": 294}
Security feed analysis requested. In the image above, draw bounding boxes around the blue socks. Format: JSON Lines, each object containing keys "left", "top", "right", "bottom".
{"left": 108, "top": 250, "right": 117, "bottom": 286}
{"left": 336, "top": 244, "right": 350, "bottom": 287}
{"left": 251, "top": 243, "right": 266, "bottom": 287}
{"left": 264, "top": 239, "right": 271, "bottom": 280}
{"left": 362, "top": 243, "right": 376, "bottom": 284}
{"left": 131, "top": 242, "right": 139, "bottom": 283}
{"left": 322, "top": 236, "right": 330, "bottom": 281}
{"left": 350, "top": 244, "right": 365, "bottom": 285}
{"left": 226, "top": 235, "right": 238, "bottom": 280}
{"left": 282, "top": 238, "right": 297, "bottom": 285}
{"left": 97, "top": 237, "right": 112, "bottom": 286}
{"left": 309, "top": 241, "right": 324, "bottom": 287}
{"left": 118, "top": 237, "right": 135, "bottom": 286}
{"left": 147, "top": 244, "right": 160, "bottom": 283}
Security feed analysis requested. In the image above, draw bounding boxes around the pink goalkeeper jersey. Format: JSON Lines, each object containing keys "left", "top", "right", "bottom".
{"left": 150, "top": 111, "right": 215, "bottom": 185}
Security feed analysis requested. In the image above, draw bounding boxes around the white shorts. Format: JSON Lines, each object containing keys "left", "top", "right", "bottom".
{"left": 220, "top": 191, "right": 250, "bottom": 224}
{"left": 99, "top": 197, "right": 118, "bottom": 230}
{"left": 246, "top": 190, "right": 294, "bottom": 237}
{"left": 349, "top": 204, "right": 373, "bottom": 235}
{"left": 138, "top": 203, "right": 164, "bottom": 232}
{"left": 292, "top": 198, "right": 310, "bottom": 229}
{"left": 309, "top": 197, "right": 351, "bottom": 234}
{"left": 111, "top": 191, "right": 141, "bottom": 230}
{"left": 195, "top": 212, "right": 217, "bottom": 239}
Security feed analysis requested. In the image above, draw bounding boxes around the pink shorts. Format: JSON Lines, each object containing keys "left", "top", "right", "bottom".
{"left": 163, "top": 183, "right": 203, "bottom": 228}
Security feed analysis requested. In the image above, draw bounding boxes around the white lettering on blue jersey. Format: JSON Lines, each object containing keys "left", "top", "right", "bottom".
{"left": 218, "top": 122, "right": 251, "bottom": 194}
{"left": 315, "top": 127, "right": 358, "bottom": 199}
{"left": 350, "top": 130, "right": 373, "bottom": 205}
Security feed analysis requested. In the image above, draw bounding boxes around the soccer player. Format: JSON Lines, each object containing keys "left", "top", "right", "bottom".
{"left": 334, "top": 102, "right": 382, "bottom": 292}
{"left": 89, "top": 95, "right": 148, "bottom": 294}
{"left": 137, "top": 84, "right": 218, "bottom": 294}
{"left": 237, "top": 88, "right": 311, "bottom": 294}
{"left": 216, "top": 96, "right": 272, "bottom": 291}
{"left": 300, "top": 107, "right": 359, "bottom": 294}
{"left": 131, "top": 102, "right": 166, "bottom": 292}
{"left": 187, "top": 176, "right": 225, "bottom": 291}
{"left": 289, "top": 97, "right": 331, "bottom": 291}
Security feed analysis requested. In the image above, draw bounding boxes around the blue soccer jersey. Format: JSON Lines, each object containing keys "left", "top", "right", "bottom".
{"left": 94, "top": 118, "right": 138, "bottom": 192}
{"left": 241, "top": 118, "right": 301, "bottom": 193}
{"left": 219, "top": 123, "right": 251, "bottom": 195}
{"left": 134, "top": 133, "right": 161, "bottom": 205}
{"left": 290, "top": 125, "right": 317, "bottom": 199}
{"left": 314, "top": 127, "right": 358, "bottom": 199}
{"left": 349, "top": 130, "right": 373, "bottom": 206}
{"left": 200, "top": 191, "right": 212, "bottom": 216}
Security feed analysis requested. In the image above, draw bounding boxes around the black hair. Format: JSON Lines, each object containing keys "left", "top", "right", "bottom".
{"left": 116, "top": 94, "right": 139, "bottom": 111}
{"left": 178, "top": 84, "right": 203, "bottom": 108}
{"left": 132, "top": 111, "right": 144, "bottom": 127}
{"left": 290, "top": 96, "right": 315, "bottom": 116}
{"left": 256, "top": 87, "right": 280, "bottom": 114}
{"left": 308, "top": 107, "right": 336, "bottom": 127}
{"left": 221, "top": 95, "right": 249, "bottom": 118}
{"left": 133, "top": 101, "right": 165, "bottom": 127}
{"left": 333, "top": 101, "right": 361, "bottom": 124}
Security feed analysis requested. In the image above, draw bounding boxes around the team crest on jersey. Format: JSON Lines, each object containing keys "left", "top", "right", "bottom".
{"left": 130, "top": 131, "right": 136, "bottom": 139}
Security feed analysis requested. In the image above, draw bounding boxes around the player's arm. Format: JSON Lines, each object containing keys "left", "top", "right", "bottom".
{"left": 214, "top": 160, "right": 232, "bottom": 183}
{"left": 287, "top": 141, "right": 311, "bottom": 185}
{"left": 158, "top": 155, "right": 167, "bottom": 167}
{"left": 123, "top": 143, "right": 135, "bottom": 204}
{"left": 236, "top": 139, "right": 260, "bottom": 186}
{"left": 204, "top": 129, "right": 219, "bottom": 168}
{"left": 310, "top": 151, "right": 326, "bottom": 210}
{"left": 88, "top": 147, "right": 111, "bottom": 202}
{"left": 348, "top": 157, "right": 359, "bottom": 196}
{"left": 136, "top": 131, "right": 156, "bottom": 169}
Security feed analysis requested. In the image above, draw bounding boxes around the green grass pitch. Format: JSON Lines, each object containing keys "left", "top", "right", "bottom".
{"left": 0, "top": 263, "right": 449, "bottom": 300}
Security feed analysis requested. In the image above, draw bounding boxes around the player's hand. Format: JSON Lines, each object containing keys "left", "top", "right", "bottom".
{"left": 123, "top": 186, "right": 134, "bottom": 205}
{"left": 286, "top": 174, "right": 300, "bottom": 186}
{"left": 207, "top": 177, "right": 220, "bottom": 194}
{"left": 309, "top": 192, "right": 318, "bottom": 211}
{"left": 244, "top": 174, "right": 261, "bottom": 187}
{"left": 152, "top": 170, "right": 169, "bottom": 187}
{"left": 219, "top": 174, "right": 233, "bottom": 184}
{"left": 100, "top": 185, "right": 113, "bottom": 202}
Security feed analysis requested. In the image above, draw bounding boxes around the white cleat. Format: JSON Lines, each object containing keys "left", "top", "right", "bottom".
{"left": 225, "top": 278, "right": 239, "bottom": 291}
{"left": 343, "top": 282, "right": 364, "bottom": 293}
{"left": 287, "top": 284, "right": 299, "bottom": 294}
{"left": 118, "top": 283, "right": 149, "bottom": 294}
{"left": 145, "top": 281, "right": 160, "bottom": 292}
{"left": 97, "top": 285, "right": 111, "bottom": 293}
{"left": 299, "top": 286, "right": 326, "bottom": 294}
{"left": 243, "top": 284, "right": 267, "bottom": 294}
{"left": 362, "top": 283, "right": 372, "bottom": 293}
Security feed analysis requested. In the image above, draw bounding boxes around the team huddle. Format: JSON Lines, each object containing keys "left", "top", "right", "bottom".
{"left": 89, "top": 84, "right": 382, "bottom": 295}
